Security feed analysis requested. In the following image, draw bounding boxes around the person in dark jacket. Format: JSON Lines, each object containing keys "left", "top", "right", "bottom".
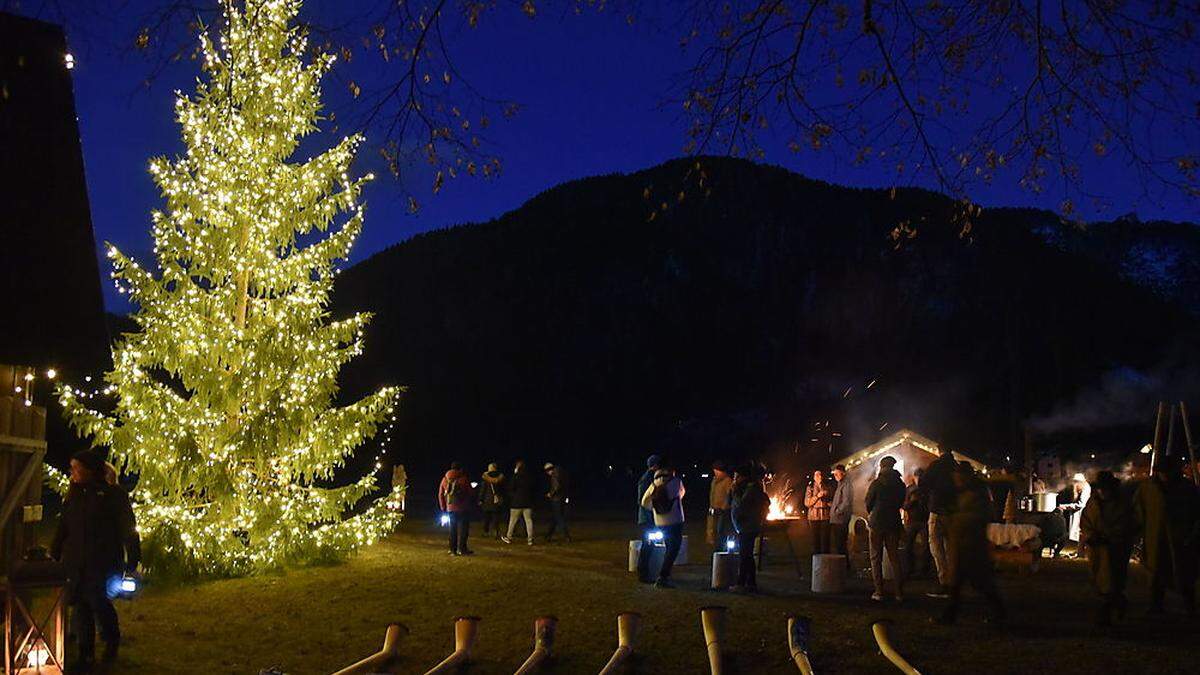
{"left": 1080, "top": 471, "right": 1138, "bottom": 625}
{"left": 477, "top": 463, "right": 507, "bottom": 538}
{"left": 1134, "top": 459, "right": 1200, "bottom": 615}
{"left": 866, "top": 456, "right": 907, "bottom": 601}
{"left": 936, "top": 463, "right": 1006, "bottom": 625}
{"left": 437, "top": 462, "right": 475, "bottom": 555}
{"left": 902, "top": 468, "right": 931, "bottom": 579}
{"left": 544, "top": 462, "right": 571, "bottom": 543}
{"left": 731, "top": 465, "right": 769, "bottom": 592}
{"left": 502, "top": 459, "right": 536, "bottom": 545}
{"left": 829, "top": 464, "right": 853, "bottom": 570}
{"left": 51, "top": 450, "right": 140, "bottom": 668}
{"left": 923, "top": 446, "right": 958, "bottom": 595}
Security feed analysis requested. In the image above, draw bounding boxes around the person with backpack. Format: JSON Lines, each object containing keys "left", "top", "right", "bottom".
{"left": 640, "top": 465, "right": 687, "bottom": 588}
{"left": 731, "top": 464, "right": 769, "bottom": 592}
{"left": 477, "top": 463, "right": 507, "bottom": 538}
{"left": 502, "top": 459, "right": 536, "bottom": 545}
{"left": 437, "top": 462, "right": 474, "bottom": 555}
{"left": 544, "top": 462, "right": 571, "bottom": 543}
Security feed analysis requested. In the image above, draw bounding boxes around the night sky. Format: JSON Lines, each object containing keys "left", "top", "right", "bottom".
{"left": 45, "top": 2, "right": 1198, "bottom": 311}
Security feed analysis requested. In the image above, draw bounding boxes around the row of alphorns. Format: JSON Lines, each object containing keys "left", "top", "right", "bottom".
{"left": 330, "top": 609, "right": 923, "bottom": 675}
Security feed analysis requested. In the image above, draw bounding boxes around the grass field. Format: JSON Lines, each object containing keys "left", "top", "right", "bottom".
{"left": 95, "top": 512, "right": 1196, "bottom": 674}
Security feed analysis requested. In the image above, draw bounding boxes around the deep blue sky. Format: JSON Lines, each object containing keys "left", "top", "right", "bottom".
{"left": 50, "top": 2, "right": 1197, "bottom": 311}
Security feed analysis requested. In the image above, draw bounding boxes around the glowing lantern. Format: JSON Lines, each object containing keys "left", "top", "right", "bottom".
{"left": 25, "top": 640, "right": 50, "bottom": 668}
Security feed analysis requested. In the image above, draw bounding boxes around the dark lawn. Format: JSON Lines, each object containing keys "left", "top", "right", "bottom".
{"left": 95, "top": 514, "right": 1195, "bottom": 674}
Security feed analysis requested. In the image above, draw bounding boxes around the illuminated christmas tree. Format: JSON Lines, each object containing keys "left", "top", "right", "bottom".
{"left": 57, "top": 0, "right": 403, "bottom": 576}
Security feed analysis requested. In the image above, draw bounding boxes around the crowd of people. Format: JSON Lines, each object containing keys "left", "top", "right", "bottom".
{"left": 435, "top": 459, "right": 572, "bottom": 555}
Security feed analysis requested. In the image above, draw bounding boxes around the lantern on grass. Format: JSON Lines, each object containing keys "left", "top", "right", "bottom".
{"left": 4, "top": 550, "right": 66, "bottom": 675}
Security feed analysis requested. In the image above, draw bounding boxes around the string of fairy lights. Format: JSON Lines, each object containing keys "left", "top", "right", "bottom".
{"left": 51, "top": 0, "right": 408, "bottom": 575}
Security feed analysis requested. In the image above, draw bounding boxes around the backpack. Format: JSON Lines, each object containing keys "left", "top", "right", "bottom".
{"left": 445, "top": 477, "right": 464, "bottom": 506}
{"left": 651, "top": 481, "right": 676, "bottom": 515}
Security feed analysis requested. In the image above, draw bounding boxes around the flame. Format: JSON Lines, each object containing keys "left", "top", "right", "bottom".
{"left": 767, "top": 495, "right": 786, "bottom": 521}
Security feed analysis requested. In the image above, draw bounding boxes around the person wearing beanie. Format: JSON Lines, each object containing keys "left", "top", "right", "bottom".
{"left": 865, "top": 455, "right": 907, "bottom": 601}
{"left": 544, "top": 462, "right": 571, "bottom": 543}
{"left": 51, "top": 449, "right": 141, "bottom": 669}
{"left": 477, "top": 462, "right": 508, "bottom": 538}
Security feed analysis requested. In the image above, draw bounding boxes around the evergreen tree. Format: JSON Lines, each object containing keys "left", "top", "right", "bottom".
{"left": 58, "top": 0, "right": 402, "bottom": 576}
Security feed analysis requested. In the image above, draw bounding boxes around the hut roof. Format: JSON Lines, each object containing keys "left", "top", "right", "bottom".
{"left": 835, "top": 429, "right": 989, "bottom": 474}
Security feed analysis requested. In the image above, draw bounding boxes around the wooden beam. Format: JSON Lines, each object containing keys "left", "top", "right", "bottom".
{"left": 0, "top": 435, "right": 48, "bottom": 451}
{"left": 0, "top": 449, "right": 42, "bottom": 542}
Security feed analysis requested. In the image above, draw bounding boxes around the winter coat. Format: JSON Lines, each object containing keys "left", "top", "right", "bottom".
{"left": 830, "top": 478, "right": 853, "bottom": 525}
{"left": 1134, "top": 475, "right": 1200, "bottom": 593}
{"left": 641, "top": 475, "right": 686, "bottom": 527}
{"left": 865, "top": 468, "right": 907, "bottom": 532}
{"left": 731, "top": 478, "right": 769, "bottom": 536}
{"left": 947, "top": 481, "right": 993, "bottom": 582}
{"left": 508, "top": 468, "right": 536, "bottom": 509}
{"left": 804, "top": 481, "right": 833, "bottom": 522}
{"left": 1080, "top": 492, "right": 1138, "bottom": 596}
{"left": 709, "top": 473, "right": 733, "bottom": 511}
{"left": 438, "top": 469, "right": 474, "bottom": 513}
{"left": 546, "top": 467, "right": 568, "bottom": 502}
{"left": 478, "top": 471, "right": 507, "bottom": 512}
{"left": 636, "top": 469, "right": 656, "bottom": 525}
{"left": 51, "top": 480, "right": 141, "bottom": 597}
{"left": 924, "top": 454, "right": 958, "bottom": 515}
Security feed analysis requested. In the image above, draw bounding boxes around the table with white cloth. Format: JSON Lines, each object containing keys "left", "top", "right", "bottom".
{"left": 987, "top": 522, "right": 1042, "bottom": 550}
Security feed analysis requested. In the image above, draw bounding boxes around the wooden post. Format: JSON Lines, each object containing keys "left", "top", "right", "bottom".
{"left": 1180, "top": 402, "right": 1199, "bottom": 487}
{"left": 1166, "top": 403, "right": 1178, "bottom": 459}
{"left": 1150, "top": 402, "right": 1166, "bottom": 477}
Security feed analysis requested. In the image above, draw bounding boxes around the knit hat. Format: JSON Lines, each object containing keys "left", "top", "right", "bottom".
{"left": 544, "top": 462, "right": 554, "bottom": 471}
{"left": 879, "top": 456, "right": 897, "bottom": 468}
{"left": 70, "top": 449, "right": 105, "bottom": 475}
{"left": 488, "top": 462, "right": 499, "bottom": 472}
{"left": 646, "top": 454, "right": 662, "bottom": 469}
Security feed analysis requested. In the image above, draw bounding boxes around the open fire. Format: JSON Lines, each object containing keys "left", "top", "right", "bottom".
{"left": 764, "top": 473, "right": 801, "bottom": 521}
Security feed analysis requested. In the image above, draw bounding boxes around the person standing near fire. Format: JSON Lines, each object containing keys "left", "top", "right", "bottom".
{"left": 731, "top": 464, "right": 769, "bottom": 592}
{"left": 708, "top": 461, "right": 734, "bottom": 550}
{"left": 830, "top": 464, "right": 854, "bottom": 569}
{"left": 936, "top": 462, "right": 1006, "bottom": 625}
{"left": 804, "top": 470, "right": 834, "bottom": 554}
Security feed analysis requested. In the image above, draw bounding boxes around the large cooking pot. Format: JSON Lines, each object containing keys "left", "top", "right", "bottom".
{"left": 1033, "top": 492, "right": 1058, "bottom": 512}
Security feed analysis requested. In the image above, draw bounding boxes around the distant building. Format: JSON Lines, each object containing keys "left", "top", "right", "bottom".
{"left": 1, "top": 13, "right": 110, "bottom": 457}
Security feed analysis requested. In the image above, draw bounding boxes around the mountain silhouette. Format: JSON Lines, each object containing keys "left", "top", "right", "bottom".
{"left": 319, "top": 157, "right": 1198, "bottom": 486}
